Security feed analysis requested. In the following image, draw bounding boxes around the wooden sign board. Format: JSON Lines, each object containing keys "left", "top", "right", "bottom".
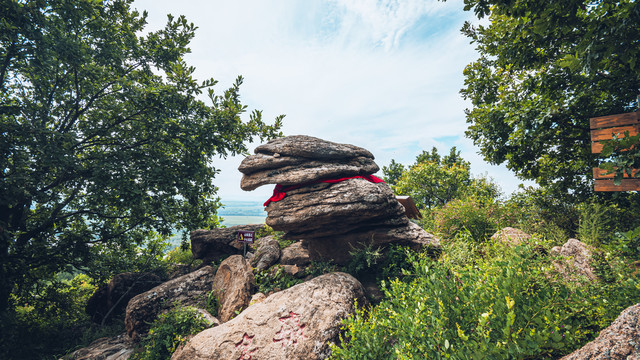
{"left": 237, "top": 230, "right": 255, "bottom": 244}
{"left": 396, "top": 196, "right": 422, "bottom": 219}
{"left": 590, "top": 111, "right": 640, "bottom": 191}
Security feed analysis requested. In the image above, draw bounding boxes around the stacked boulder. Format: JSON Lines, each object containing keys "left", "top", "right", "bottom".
{"left": 239, "top": 135, "right": 440, "bottom": 264}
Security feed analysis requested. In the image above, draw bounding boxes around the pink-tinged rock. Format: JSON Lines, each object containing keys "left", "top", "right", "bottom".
{"left": 62, "top": 333, "right": 134, "bottom": 360}
{"left": 125, "top": 266, "right": 215, "bottom": 341}
{"left": 171, "top": 272, "right": 367, "bottom": 360}
{"left": 561, "top": 303, "right": 640, "bottom": 359}
{"left": 490, "top": 227, "right": 531, "bottom": 246}
{"left": 280, "top": 242, "right": 311, "bottom": 267}
{"left": 213, "top": 255, "right": 256, "bottom": 323}
{"left": 551, "top": 238, "right": 597, "bottom": 282}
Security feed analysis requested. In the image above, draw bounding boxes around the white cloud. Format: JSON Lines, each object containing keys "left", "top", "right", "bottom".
{"left": 133, "top": 0, "right": 528, "bottom": 202}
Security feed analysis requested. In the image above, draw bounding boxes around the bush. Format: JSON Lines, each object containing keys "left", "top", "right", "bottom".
{"left": 131, "top": 306, "right": 212, "bottom": 360}
{"left": 330, "top": 241, "right": 640, "bottom": 359}
{"left": 254, "top": 266, "right": 303, "bottom": 294}
{"left": 433, "top": 196, "right": 504, "bottom": 242}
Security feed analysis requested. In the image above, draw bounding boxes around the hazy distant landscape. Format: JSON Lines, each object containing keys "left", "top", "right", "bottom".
{"left": 218, "top": 200, "right": 267, "bottom": 226}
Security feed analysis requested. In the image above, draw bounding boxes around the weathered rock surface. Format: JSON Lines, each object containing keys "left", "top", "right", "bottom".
{"left": 239, "top": 135, "right": 441, "bottom": 265}
{"left": 190, "top": 224, "right": 265, "bottom": 263}
{"left": 86, "top": 272, "right": 163, "bottom": 324}
{"left": 62, "top": 333, "right": 134, "bottom": 360}
{"left": 252, "top": 135, "right": 374, "bottom": 160}
{"left": 171, "top": 272, "right": 367, "bottom": 360}
{"left": 239, "top": 136, "right": 378, "bottom": 191}
{"left": 240, "top": 157, "right": 379, "bottom": 191}
{"left": 491, "top": 227, "right": 531, "bottom": 246}
{"left": 551, "top": 238, "right": 597, "bottom": 282}
{"left": 265, "top": 179, "right": 405, "bottom": 237}
{"left": 280, "top": 241, "right": 311, "bottom": 266}
{"left": 561, "top": 303, "right": 640, "bottom": 359}
{"left": 212, "top": 255, "right": 256, "bottom": 323}
{"left": 250, "top": 235, "right": 281, "bottom": 271}
{"left": 302, "top": 221, "right": 440, "bottom": 264}
{"left": 125, "top": 266, "right": 215, "bottom": 340}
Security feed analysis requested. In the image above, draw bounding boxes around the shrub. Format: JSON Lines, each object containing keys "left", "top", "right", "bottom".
{"left": 254, "top": 266, "right": 303, "bottom": 294}
{"left": 330, "top": 241, "right": 640, "bottom": 359}
{"left": 131, "top": 306, "right": 212, "bottom": 360}
{"left": 433, "top": 196, "right": 503, "bottom": 242}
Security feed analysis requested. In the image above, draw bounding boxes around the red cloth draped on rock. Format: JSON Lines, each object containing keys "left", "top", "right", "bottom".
{"left": 263, "top": 174, "right": 385, "bottom": 206}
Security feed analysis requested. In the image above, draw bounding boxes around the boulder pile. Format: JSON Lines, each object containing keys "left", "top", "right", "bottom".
{"left": 239, "top": 135, "right": 440, "bottom": 264}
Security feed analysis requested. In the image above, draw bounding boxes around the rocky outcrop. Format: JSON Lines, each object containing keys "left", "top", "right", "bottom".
{"left": 239, "top": 135, "right": 378, "bottom": 191}
{"left": 561, "top": 303, "right": 640, "bottom": 359}
{"left": 212, "top": 255, "right": 256, "bottom": 323}
{"left": 250, "top": 235, "right": 281, "bottom": 271}
{"left": 238, "top": 135, "right": 441, "bottom": 264}
{"left": 86, "top": 272, "right": 163, "bottom": 324}
{"left": 551, "top": 238, "right": 597, "bottom": 282}
{"left": 62, "top": 333, "right": 134, "bottom": 360}
{"left": 171, "top": 272, "right": 367, "bottom": 360}
{"left": 490, "top": 227, "right": 531, "bottom": 246}
{"left": 125, "top": 266, "right": 215, "bottom": 340}
{"left": 190, "top": 224, "right": 265, "bottom": 263}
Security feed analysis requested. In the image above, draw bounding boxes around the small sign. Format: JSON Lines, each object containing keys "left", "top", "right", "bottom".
{"left": 237, "top": 230, "right": 255, "bottom": 244}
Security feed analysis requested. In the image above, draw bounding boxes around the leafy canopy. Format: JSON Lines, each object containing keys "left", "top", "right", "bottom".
{"left": 0, "top": 0, "right": 282, "bottom": 314}
{"left": 460, "top": 0, "right": 640, "bottom": 196}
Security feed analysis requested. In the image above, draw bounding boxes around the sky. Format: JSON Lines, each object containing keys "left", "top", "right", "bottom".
{"left": 132, "top": 0, "right": 530, "bottom": 203}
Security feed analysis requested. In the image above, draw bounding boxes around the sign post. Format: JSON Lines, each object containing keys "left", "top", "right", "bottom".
{"left": 237, "top": 230, "right": 255, "bottom": 258}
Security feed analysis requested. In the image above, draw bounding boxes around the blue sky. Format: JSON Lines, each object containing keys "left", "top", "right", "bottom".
{"left": 133, "top": 0, "right": 530, "bottom": 203}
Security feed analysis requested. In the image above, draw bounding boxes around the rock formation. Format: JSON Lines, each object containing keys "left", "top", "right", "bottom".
{"left": 250, "top": 235, "right": 281, "bottom": 271}
{"left": 551, "top": 238, "right": 598, "bottom": 282}
{"left": 561, "top": 303, "right": 640, "bottom": 359}
{"left": 212, "top": 255, "right": 256, "bottom": 323}
{"left": 86, "top": 272, "right": 163, "bottom": 324}
{"left": 171, "top": 272, "right": 367, "bottom": 360}
{"left": 125, "top": 266, "right": 216, "bottom": 340}
{"left": 190, "top": 224, "right": 265, "bottom": 263}
{"left": 64, "top": 333, "right": 134, "bottom": 360}
{"left": 238, "top": 135, "right": 440, "bottom": 264}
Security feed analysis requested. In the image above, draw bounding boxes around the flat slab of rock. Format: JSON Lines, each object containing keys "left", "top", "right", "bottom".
{"left": 191, "top": 224, "right": 265, "bottom": 263}
{"left": 125, "top": 266, "right": 215, "bottom": 340}
{"left": 213, "top": 255, "right": 256, "bottom": 323}
{"left": 171, "top": 272, "right": 367, "bottom": 360}
{"left": 252, "top": 135, "right": 374, "bottom": 160}
{"left": 561, "top": 303, "right": 640, "bottom": 359}
{"left": 62, "top": 333, "right": 134, "bottom": 360}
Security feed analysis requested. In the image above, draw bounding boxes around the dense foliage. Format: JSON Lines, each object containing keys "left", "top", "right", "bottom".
{"left": 460, "top": 0, "right": 640, "bottom": 196}
{"left": 0, "top": 0, "right": 282, "bottom": 319}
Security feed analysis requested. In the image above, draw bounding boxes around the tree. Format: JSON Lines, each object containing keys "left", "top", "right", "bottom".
{"left": 0, "top": 0, "right": 283, "bottom": 314}
{"left": 389, "top": 147, "right": 473, "bottom": 209}
{"left": 460, "top": 0, "right": 640, "bottom": 196}
{"left": 381, "top": 159, "right": 405, "bottom": 185}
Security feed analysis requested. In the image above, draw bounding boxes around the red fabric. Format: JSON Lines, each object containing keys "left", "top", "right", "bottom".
{"left": 263, "top": 174, "right": 385, "bottom": 206}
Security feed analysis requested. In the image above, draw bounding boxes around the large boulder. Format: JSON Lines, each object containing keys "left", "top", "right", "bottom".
{"left": 561, "top": 303, "right": 640, "bottom": 359}
{"left": 86, "top": 272, "right": 163, "bottom": 324}
{"left": 551, "top": 238, "right": 597, "bottom": 282}
{"left": 171, "top": 272, "right": 367, "bottom": 360}
{"left": 125, "top": 266, "right": 215, "bottom": 340}
{"left": 62, "top": 333, "right": 134, "bottom": 360}
{"left": 490, "top": 227, "right": 531, "bottom": 246}
{"left": 239, "top": 135, "right": 378, "bottom": 191}
{"left": 190, "top": 224, "right": 265, "bottom": 263}
{"left": 212, "top": 255, "right": 256, "bottom": 323}
{"left": 250, "top": 235, "right": 281, "bottom": 271}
